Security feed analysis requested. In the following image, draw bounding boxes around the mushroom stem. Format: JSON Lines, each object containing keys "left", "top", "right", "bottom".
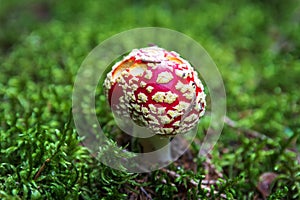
{"left": 136, "top": 132, "right": 172, "bottom": 164}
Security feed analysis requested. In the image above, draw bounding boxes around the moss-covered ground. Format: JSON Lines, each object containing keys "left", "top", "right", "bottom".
{"left": 1, "top": 0, "right": 300, "bottom": 199}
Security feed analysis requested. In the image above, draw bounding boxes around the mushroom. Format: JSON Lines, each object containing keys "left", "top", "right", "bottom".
{"left": 104, "top": 46, "right": 206, "bottom": 163}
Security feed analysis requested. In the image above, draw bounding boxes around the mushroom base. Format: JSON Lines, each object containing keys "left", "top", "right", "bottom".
{"left": 136, "top": 134, "right": 173, "bottom": 164}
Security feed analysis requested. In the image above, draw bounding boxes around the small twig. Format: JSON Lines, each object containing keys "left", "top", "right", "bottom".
{"left": 33, "top": 110, "right": 74, "bottom": 181}
{"left": 140, "top": 186, "right": 153, "bottom": 200}
{"left": 161, "top": 168, "right": 198, "bottom": 187}
{"left": 224, "top": 115, "right": 267, "bottom": 140}
{"left": 204, "top": 156, "right": 224, "bottom": 179}
{"left": 33, "top": 158, "right": 51, "bottom": 181}
{"left": 224, "top": 115, "right": 300, "bottom": 164}
{"left": 201, "top": 179, "right": 218, "bottom": 185}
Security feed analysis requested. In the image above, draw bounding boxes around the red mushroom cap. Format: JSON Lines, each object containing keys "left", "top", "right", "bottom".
{"left": 104, "top": 46, "right": 206, "bottom": 136}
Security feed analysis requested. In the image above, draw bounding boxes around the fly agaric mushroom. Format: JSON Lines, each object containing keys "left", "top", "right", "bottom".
{"left": 104, "top": 46, "right": 206, "bottom": 163}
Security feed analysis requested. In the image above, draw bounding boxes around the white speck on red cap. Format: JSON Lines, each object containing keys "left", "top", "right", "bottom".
{"left": 104, "top": 46, "right": 206, "bottom": 136}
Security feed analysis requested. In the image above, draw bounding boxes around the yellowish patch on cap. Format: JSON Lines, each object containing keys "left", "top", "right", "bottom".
{"left": 152, "top": 92, "right": 165, "bottom": 103}
{"left": 137, "top": 92, "right": 148, "bottom": 103}
{"left": 165, "top": 91, "right": 178, "bottom": 104}
{"left": 156, "top": 71, "right": 173, "bottom": 84}
{"left": 146, "top": 86, "right": 154, "bottom": 93}
{"left": 148, "top": 104, "right": 157, "bottom": 113}
{"left": 158, "top": 115, "right": 172, "bottom": 124}
{"left": 174, "top": 101, "right": 190, "bottom": 111}
{"left": 144, "top": 70, "right": 153, "bottom": 79}
{"left": 167, "top": 110, "right": 181, "bottom": 118}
